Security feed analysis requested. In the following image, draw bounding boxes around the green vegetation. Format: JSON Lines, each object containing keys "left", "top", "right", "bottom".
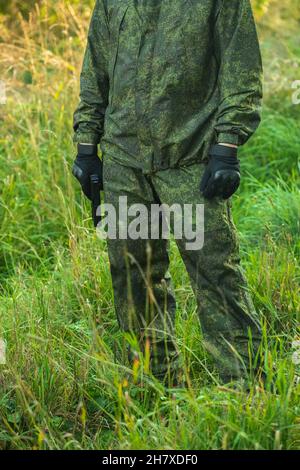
{"left": 0, "top": 0, "right": 299, "bottom": 450}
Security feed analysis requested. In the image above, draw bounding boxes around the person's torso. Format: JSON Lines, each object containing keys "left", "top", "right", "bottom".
{"left": 101, "top": 0, "right": 220, "bottom": 172}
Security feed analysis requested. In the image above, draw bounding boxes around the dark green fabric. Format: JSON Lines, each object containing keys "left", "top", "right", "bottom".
{"left": 73, "top": 0, "right": 263, "bottom": 384}
{"left": 103, "top": 157, "right": 262, "bottom": 383}
{"left": 74, "top": 0, "right": 263, "bottom": 173}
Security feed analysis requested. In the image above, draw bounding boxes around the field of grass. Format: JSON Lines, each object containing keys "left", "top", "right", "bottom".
{"left": 0, "top": 0, "right": 299, "bottom": 450}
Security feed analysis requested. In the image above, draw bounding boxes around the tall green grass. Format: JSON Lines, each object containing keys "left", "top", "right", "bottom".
{"left": 0, "top": 0, "right": 299, "bottom": 450}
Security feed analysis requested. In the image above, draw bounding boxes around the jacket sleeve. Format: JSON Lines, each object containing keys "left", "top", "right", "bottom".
{"left": 213, "top": 0, "right": 263, "bottom": 146}
{"left": 73, "top": 0, "right": 109, "bottom": 144}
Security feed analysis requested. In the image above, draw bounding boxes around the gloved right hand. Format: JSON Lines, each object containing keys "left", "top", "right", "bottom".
{"left": 200, "top": 144, "right": 240, "bottom": 200}
{"left": 72, "top": 143, "right": 103, "bottom": 201}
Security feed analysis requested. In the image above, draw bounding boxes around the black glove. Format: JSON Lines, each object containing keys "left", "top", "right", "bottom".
{"left": 200, "top": 144, "right": 240, "bottom": 200}
{"left": 72, "top": 144, "right": 103, "bottom": 200}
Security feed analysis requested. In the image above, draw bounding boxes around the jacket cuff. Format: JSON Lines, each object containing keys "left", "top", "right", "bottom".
{"left": 216, "top": 132, "right": 240, "bottom": 146}
{"left": 73, "top": 132, "right": 101, "bottom": 145}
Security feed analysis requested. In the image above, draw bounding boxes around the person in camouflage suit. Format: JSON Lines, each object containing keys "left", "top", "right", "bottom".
{"left": 72, "top": 0, "right": 263, "bottom": 386}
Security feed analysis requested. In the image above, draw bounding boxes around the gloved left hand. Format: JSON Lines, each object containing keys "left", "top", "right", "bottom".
{"left": 200, "top": 144, "right": 240, "bottom": 200}
{"left": 72, "top": 144, "right": 103, "bottom": 201}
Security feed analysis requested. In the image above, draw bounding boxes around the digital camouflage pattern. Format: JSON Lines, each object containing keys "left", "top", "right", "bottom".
{"left": 74, "top": 0, "right": 263, "bottom": 173}
{"left": 103, "top": 157, "right": 262, "bottom": 383}
{"left": 73, "top": 0, "right": 263, "bottom": 384}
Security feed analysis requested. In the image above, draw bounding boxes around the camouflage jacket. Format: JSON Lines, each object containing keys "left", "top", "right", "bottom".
{"left": 73, "top": 0, "right": 263, "bottom": 173}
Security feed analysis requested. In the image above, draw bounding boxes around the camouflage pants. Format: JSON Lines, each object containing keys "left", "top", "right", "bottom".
{"left": 103, "top": 157, "right": 262, "bottom": 384}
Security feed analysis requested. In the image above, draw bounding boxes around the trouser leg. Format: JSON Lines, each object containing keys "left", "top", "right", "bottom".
{"left": 103, "top": 158, "right": 180, "bottom": 382}
{"left": 152, "top": 163, "right": 262, "bottom": 382}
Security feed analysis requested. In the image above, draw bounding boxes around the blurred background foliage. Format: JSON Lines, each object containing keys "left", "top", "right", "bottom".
{"left": 0, "top": 0, "right": 272, "bottom": 15}
{"left": 0, "top": 0, "right": 299, "bottom": 101}
{"left": 0, "top": 0, "right": 299, "bottom": 451}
